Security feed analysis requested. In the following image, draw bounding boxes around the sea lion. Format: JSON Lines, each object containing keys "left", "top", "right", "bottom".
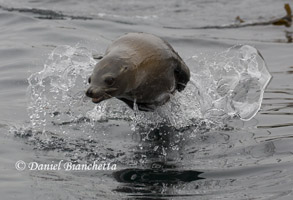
{"left": 86, "top": 32, "right": 190, "bottom": 111}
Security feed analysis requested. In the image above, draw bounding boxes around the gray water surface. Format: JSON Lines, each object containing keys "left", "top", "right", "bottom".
{"left": 0, "top": 0, "right": 293, "bottom": 199}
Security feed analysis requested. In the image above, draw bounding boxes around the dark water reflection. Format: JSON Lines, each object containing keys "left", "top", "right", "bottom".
{"left": 112, "top": 141, "right": 192, "bottom": 198}
{"left": 113, "top": 126, "right": 203, "bottom": 198}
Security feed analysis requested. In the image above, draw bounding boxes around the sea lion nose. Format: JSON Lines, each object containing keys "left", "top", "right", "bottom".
{"left": 86, "top": 87, "right": 94, "bottom": 98}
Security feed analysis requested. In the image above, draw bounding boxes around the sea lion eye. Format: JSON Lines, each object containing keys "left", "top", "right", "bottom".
{"left": 104, "top": 77, "right": 115, "bottom": 86}
{"left": 88, "top": 76, "right": 91, "bottom": 83}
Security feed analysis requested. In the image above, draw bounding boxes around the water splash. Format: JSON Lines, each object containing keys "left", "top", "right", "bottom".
{"left": 187, "top": 45, "right": 272, "bottom": 122}
{"left": 26, "top": 44, "right": 271, "bottom": 136}
{"left": 27, "top": 45, "right": 96, "bottom": 134}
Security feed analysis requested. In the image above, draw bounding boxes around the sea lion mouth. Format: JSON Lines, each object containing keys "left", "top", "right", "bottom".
{"left": 91, "top": 93, "right": 112, "bottom": 104}
{"left": 92, "top": 96, "right": 105, "bottom": 103}
{"left": 86, "top": 86, "right": 117, "bottom": 104}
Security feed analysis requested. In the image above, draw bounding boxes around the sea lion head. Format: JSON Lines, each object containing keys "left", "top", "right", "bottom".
{"left": 86, "top": 55, "right": 132, "bottom": 104}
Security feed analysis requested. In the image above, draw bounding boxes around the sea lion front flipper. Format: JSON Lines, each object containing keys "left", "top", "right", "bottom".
{"left": 118, "top": 98, "right": 156, "bottom": 112}
{"left": 92, "top": 54, "right": 103, "bottom": 60}
{"left": 174, "top": 59, "right": 190, "bottom": 92}
{"left": 118, "top": 98, "right": 134, "bottom": 109}
{"left": 137, "top": 103, "right": 156, "bottom": 112}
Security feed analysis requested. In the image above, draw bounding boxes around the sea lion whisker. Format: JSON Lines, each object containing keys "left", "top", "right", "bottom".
{"left": 103, "top": 93, "right": 112, "bottom": 98}
{"left": 104, "top": 88, "right": 118, "bottom": 92}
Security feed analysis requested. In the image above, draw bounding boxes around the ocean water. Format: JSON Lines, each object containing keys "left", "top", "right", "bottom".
{"left": 0, "top": 0, "right": 293, "bottom": 199}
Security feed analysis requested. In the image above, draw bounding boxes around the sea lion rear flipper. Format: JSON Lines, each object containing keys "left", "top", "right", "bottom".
{"left": 174, "top": 60, "right": 190, "bottom": 92}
